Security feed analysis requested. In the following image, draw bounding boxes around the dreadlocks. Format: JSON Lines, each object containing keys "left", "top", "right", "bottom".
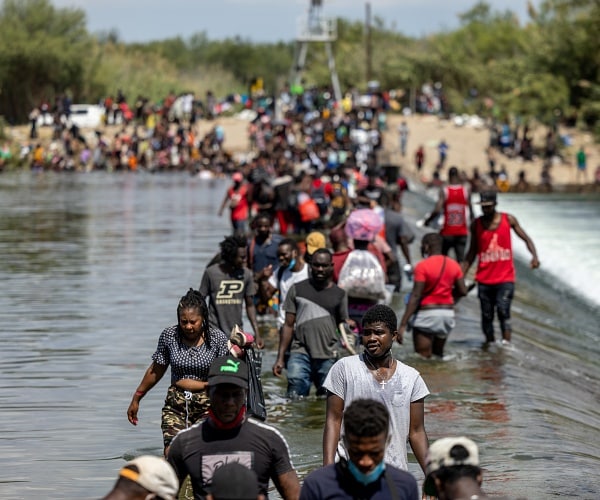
{"left": 220, "top": 234, "right": 248, "bottom": 266}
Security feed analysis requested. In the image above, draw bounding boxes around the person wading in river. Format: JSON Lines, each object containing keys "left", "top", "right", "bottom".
{"left": 463, "top": 191, "right": 540, "bottom": 344}
{"left": 323, "top": 304, "right": 430, "bottom": 473}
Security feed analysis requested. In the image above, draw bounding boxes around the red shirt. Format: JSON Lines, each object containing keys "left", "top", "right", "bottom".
{"left": 474, "top": 213, "right": 515, "bottom": 284}
{"left": 414, "top": 255, "right": 463, "bottom": 306}
{"left": 441, "top": 185, "right": 469, "bottom": 236}
{"left": 228, "top": 184, "right": 249, "bottom": 221}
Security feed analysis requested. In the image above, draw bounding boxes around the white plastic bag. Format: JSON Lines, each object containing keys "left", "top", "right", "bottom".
{"left": 338, "top": 250, "right": 390, "bottom": 302}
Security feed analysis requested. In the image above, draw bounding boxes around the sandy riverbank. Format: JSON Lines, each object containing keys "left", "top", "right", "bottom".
{"left": 194, "top": 112, "right": 600, "bottom": 190}
{"left": 380, "top": 114, "right": 599, "bottom": 191}
{"left": 7, "top": 112, "right": 599, "bottom": 190}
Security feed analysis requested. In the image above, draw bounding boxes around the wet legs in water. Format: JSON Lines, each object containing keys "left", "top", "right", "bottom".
{"left": 478, "top": 283, "right": 514, "bottom": 343}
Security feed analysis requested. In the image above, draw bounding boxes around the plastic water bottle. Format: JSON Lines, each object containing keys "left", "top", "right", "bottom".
{"left": 403, "top": 264, "right": 413, "bottom": 281}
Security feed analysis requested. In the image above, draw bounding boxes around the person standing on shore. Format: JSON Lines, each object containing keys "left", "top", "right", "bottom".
{"left": 398, "top": 121, "right": 409, "bottom": 157}
{"left": 423, "top": 166, "right": 473, "bottom": 263}
{"left": 437, "top": 139, "right": 449, "bottom": 169}
{"left": 463, "top": 191, "right": 540, "bottom": 344}
{"left": 415, "top": 145, "right": 425, "bottom": 173}
{"left": 576, "top": 146, "right": 588, "bottom": 184}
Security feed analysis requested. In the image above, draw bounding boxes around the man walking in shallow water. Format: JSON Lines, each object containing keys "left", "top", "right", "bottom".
{"left": 463, "top": 191, "right": 540, "bottom": 344}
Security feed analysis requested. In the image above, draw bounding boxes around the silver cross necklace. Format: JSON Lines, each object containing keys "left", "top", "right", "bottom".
{"left": 364, "top": 354, "right": 396, "bottom": 388}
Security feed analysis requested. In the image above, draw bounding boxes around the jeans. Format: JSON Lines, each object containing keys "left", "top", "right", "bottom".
{"left": 286, "top": 352, "right": 335, "bottom": 398}
{"left": 478, "top": 282, "right": 515, "bottom": 342}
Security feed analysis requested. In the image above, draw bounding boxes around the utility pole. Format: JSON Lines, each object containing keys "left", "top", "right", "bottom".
{"left": 365, "top": 2, "right": 372, "bottom": 84}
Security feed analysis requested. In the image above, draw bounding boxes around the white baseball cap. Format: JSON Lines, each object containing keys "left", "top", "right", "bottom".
{"left": 119, "top": 455, "right": 179, "bottom": 500}
{"left": 423, "top": 437, "right": 480, "bottom": 496}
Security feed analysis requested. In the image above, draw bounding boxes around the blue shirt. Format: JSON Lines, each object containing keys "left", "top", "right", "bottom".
{"left": 300, "top": 462, "right": 419, "bottom": 500}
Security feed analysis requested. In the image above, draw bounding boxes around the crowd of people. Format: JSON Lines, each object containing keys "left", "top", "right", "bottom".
{"left": 116, "top": 162, "right": 539, "bottom": 498}
{"left": 84, "top": 83, "right": 547, "bottom": 498}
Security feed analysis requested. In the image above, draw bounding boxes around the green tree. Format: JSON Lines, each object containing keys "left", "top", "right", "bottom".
{"left": 0, "top": 0, "right": 90, "bottom": 122}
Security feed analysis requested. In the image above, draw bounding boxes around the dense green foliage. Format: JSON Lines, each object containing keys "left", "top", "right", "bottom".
{"left": 0, "top": 0, "right": 597, "bottom": 137}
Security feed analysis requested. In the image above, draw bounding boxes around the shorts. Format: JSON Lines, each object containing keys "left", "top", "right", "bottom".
{"left": 412, "top": 308, "right": 455, "bottom": 338}
{"left": 161, "top": 385, "right": 210, "bottom": 447}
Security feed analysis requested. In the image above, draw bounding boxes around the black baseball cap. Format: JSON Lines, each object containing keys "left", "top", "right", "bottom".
{"left": 477, "top": 191, "right": 497, "bottom": 205}
{"left": 208, "top": 357, "right": 249, "bottom": 388}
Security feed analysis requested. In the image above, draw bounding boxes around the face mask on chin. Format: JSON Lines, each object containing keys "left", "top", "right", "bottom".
{"left": 347, "top": 459, "right": 386, "bottom": 486}
{"left": 287, "top": 258, "right": 296, "bottom": 270}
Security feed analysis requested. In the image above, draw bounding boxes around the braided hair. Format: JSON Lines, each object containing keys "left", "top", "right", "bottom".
{"left": 177, "top": 288, "right": 211, "bottom": 348}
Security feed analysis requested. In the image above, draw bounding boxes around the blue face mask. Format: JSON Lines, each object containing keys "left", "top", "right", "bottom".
{"left": 347, "top": 459, "right": 386, "bottom": 485}
{"left": 287, "top": 258, "right": 296, "bottom": 270}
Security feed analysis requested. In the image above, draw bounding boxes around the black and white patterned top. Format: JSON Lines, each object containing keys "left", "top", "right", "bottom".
{"left": 152, "top": 325, "right": 229, "bottom": 385}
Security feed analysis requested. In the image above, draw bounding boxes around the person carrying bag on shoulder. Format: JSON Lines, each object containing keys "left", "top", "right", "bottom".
{"left": 399, "top": 233, "right": 468, "bottom": 359}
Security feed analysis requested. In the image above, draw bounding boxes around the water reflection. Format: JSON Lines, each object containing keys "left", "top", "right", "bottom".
{"left": 0, "top": 173, "right": 598, "bottom": 499}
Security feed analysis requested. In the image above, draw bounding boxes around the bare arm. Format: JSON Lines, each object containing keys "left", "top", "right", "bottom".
{"left": 398, "top": 280, "right": 425, "bottom": 342}
{"left": 273, "top": 312, "right": 295, "bottom": 377}
{"left": 508, "top": 213, "right": 540, "bottom": 269}
{"left": 462, "top": 219, "right": 478, "bottom": 274}
{"left": 217, "top": 190, "right": 229, "bottom": 216}
{"left": 423, "top": 187, "right": 444, "bottom": 226}
{"left": 408, "top": 397, "right": 429, "bottom": 473}
{"left": 244, "top": 295, "right": 264, "bottom": 349}
{"left": 399, "top": 235, "right": 412, "bottom": 266}
{"left": 467, "top": 187, "right": 475, "bottom": 224}
{"left": 256, "top": 264, "right": 276, "bottom": 303}
{"left": 273, "top": 470, "right": 300, "bottom": 500}
{"left": 127, "top": 361, "right": 168, "bottom": 425}
{"left": 452, "top": 275, "right": 468, "bottom": 303}
{"left": 323, "top": 393, "right": 345, "bottom": 465}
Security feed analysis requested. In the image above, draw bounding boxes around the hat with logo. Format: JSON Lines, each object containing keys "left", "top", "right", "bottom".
{"left": 477, "top": 191, "right": 497, "bottom": 205}
{"left": 208, "top": 356, "right": 249, "bottom": 388}
{"left": 209, "top": 463, "right": 259, "bottom": 500}
{"left": 306, "top": 231, "right": 327, "bottom": 255}
{"left": 423, "top": 436, "right": 480, "bottom": 496}
{"left": 119, "top": 455, "right": 179, "bottom": 500}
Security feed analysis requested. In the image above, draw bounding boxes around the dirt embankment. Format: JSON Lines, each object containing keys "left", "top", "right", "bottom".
{"left": 6, "top": 113, "right": 599, "bottom": 191}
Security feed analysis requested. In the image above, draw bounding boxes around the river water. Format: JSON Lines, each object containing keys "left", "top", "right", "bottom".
{"left": 0, "top": 172, "right": 598, "bottom": 499}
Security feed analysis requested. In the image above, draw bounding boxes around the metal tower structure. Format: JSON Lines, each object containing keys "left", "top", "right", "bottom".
{"left": 290, "top": 0, "right": 342, "bottom": 102}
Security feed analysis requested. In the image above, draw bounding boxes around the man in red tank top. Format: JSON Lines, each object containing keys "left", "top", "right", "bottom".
{"left": 463, "top": 191, "right": 540, "bottom": 344}
{"left": 423, "top": 167, "right": 473, "bottom": 263}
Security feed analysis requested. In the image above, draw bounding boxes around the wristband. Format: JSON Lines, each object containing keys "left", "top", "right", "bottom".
{"left": 135, "top": 390, "right": 146, "bottom": 397}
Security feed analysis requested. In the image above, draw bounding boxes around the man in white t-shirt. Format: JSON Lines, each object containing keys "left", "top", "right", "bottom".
{"left": 256, "top": 238, "right": 309, "bottom": 329}
{"left": 323, "top": 304, "right": 430, "bottom": 472}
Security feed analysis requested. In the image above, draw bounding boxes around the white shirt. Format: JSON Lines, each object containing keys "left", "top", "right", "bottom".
{"left": 268, "top": 263, "right": 309, "bottom": 327}
{"left": 323, "top": 353, "right": 430, "bottom": 470}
